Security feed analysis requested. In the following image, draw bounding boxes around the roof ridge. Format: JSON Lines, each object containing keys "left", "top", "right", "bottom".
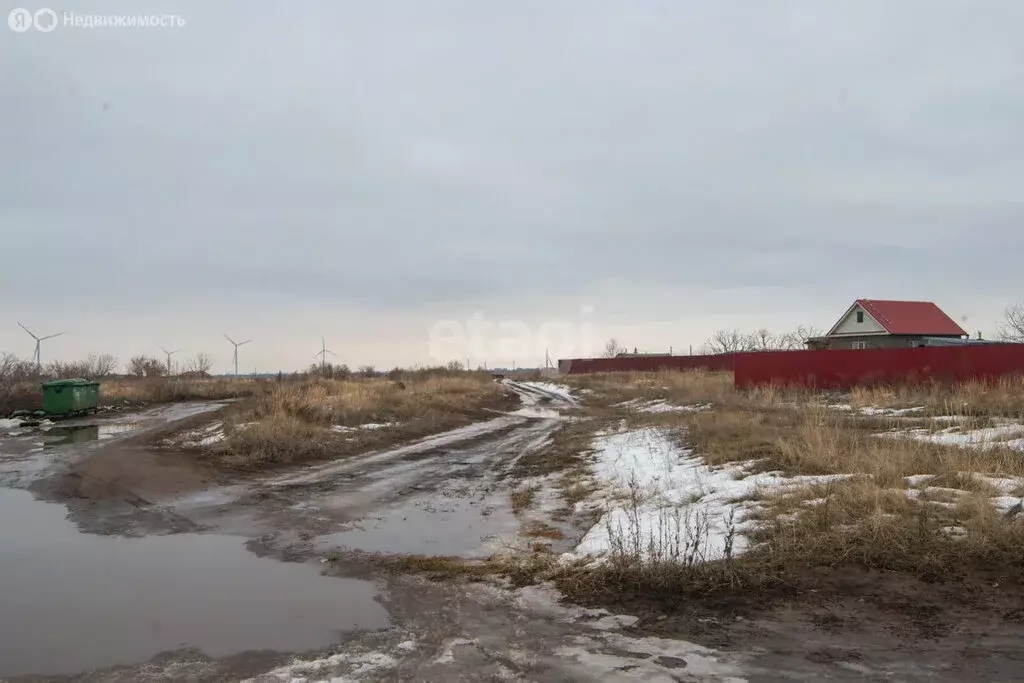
{"left": 859, "top": 299, "right": 893, "bottom": 331}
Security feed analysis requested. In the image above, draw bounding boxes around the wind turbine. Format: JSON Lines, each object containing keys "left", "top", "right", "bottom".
{"left": 224, "top": 335, "right": 252, "bottom": 376}
{"left": 314, "top": 337, "right": 336, "bottom": 374}
{"left": 18, "top": 322, "right": 64, "bottom": 373}
{"left": 160, "top": 346, "right": 181, "bottom": 375}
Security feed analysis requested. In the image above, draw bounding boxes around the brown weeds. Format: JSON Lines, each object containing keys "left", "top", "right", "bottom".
{"left": 206, "top": 374, "right": 510, "bottom": 469}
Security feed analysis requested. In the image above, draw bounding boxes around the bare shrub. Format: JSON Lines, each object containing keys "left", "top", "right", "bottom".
{"left": 184, "top": 353, "right": 214, "bottom": 377}
{"left": 44, "top": 353, "right": 119, "bottom": 379}
{"left": 307, "top": 362, "right": 351, "bottom": 379}
{"left": 128, "top": 355, "right": 166, "bottom": 378}
{"left": 1, "top": 353, "right": 39, "bottom": 414}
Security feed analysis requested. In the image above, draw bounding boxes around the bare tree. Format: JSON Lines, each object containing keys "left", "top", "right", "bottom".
{"left": 999, "top": 304, "right": 1024, "bottom": 342}
{"left": 745, "top": 328, "right": 788, "bottom": 351}
{"left": 91, "top": 354, "right": 118, "bottom": 376}
{"left": 602, "top": 337, "right": 626, "bottom": 358}
{"left": 701, "top": 329, "right": 749, "bottom": 354}
{"left": 1, "top": 353, "right": 36, "bottom": 383}
{"left": 184, "top": 352, "right": 214, "bottom": 376}
{"left": 778, "top": 325, "right": 824, "bottom": 350}
{"left": 445, "top": 360, "right": 464, "bottom": 372}
{"left": 702, "top": 325, "right": 824, "bottom": 354}
{"left": 42, "top": 354, "right": 120, "bottom": 379}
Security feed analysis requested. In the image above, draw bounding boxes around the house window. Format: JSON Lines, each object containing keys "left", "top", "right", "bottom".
{"left": 851, "top": 341, "right": 868, "bottom": 350}
{"left": 856, "top": 311, "right": 864, "bottom": 323}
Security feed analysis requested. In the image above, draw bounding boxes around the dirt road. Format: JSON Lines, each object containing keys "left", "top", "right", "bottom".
{"left": 2, "top": 382, "right": 1022, "bottom": 681}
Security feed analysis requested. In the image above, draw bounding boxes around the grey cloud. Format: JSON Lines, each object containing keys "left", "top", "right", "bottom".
{"left": 2, "top": 1, "right": 1023, "bottom": 368}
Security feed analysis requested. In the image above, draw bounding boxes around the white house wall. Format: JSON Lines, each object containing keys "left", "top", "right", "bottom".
{"left": 832, "top": 304, "right": 887, "bottom": 335}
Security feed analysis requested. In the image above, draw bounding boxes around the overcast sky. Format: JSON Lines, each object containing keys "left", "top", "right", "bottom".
{"left": 2, "top": 1, "right": 1022, "bottom": 373}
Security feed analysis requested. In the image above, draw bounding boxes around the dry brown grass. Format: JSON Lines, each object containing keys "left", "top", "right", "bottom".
{"left": 510, "top": 486, "right": 538, "bottom": 512}
{"left": 748, "top": 479, "right": 1024, "bottom": 580}
{"left": 522, "top": 520, "right": 567, "bottom": 540}
{"left": 851, "top": 377, "right": 1024, "bottom": 418}
{"left": 246, "top": 374, "right": 506, "bottom": 427}
{"left": 561, "top": 370, "right": 738, "bottom": 408}
{"left": 100, "top": 376, "right": 269, "bottom": 404}
{"left": 680, "top": 404, "right": 1024, "bottom": 486}
{"left": 207, "top": 374, "right": 512, "bottom": 469}
{"left": 540, "top": 371, "right": 1024, "bottom": 605}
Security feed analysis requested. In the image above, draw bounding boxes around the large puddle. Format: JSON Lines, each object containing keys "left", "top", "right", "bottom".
{"left": 316, "top": 493, "right": 517, "bottom": 558}
{"left": 0, "top": 488, "right": 388, "bottom": 677}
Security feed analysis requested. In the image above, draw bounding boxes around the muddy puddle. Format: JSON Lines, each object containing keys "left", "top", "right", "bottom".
{"left": 38, "top": 422, "right": 142, "bottom": 448}
{"left": 316, "top": 493, "right": 517, "bottom": 558}
{"left": 0, "top": 488, "right": 388, "bottom": 678}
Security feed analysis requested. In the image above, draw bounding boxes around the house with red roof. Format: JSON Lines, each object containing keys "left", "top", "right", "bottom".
{"left": 806, "top": 299, "right": 969, "bottom": 350}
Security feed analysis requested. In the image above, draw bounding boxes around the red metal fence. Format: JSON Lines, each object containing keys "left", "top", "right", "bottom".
{"left": 559, "top": 354, "right": 735, "bottom": 374}
{"left": 734, "top": 345, "right": 1024, "bottom": 389}
{"left": 560, "top": 345, "right": 1024, "bottom": 389}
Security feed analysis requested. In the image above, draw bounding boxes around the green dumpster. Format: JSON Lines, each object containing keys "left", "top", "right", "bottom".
{"left": 41, "top": 378, "right": 101, "bottom": 416}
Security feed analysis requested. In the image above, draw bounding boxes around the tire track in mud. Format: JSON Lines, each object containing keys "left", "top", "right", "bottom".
{"left": 224, "top": 381, "right": 577, "bottom": 558}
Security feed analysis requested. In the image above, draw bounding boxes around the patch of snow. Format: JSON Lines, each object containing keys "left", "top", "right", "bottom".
{"left": 931, "top": 415, "right": 970, "bottom": 423}
{"left": 509, "top": 406, "right": 563, "bottom": 420}
{"left": 903, "top": 475, "right": 1024, "bottom": 515}
{"left": 883, "top": 423, "right": 1024, "bottom": 450}
{"left": 177, "top": 422, "right": 224, "bottom": 448}
{"left": 993, "top": 496, "right": 1022, "bottom": 514}
{"left": 860, "top": 406, "right": 924, "bottom": 416}
{"left": 333, "top": 421, "right": 398, "bottom": 433}
{"left": 589, "top": 614, "right": 640, "bottom": 630}
{"left": 511, "top": 583, "right": 745, "bottom": 680}
{"left": 978, "top": 476, "right": 1022, "bottom": 495}
{"left": 246, "top": 650, "right": 399, "bottom": 682}
{"left": 0, "top": 418, "right": 24, "bottom": 430}
{"left": 516, "top": 381, "right": 578, "bottom": 405}
{"left": 613, "top": 398, "right": 712, "bottom": 413}
{"left": 432, "top": 637, "right": 478, "bottom": 665}
{"left": 613, "top": 398, "right": 643, "bottom": 408}
{"left": 643, "top": 400, "right": 713, "bottom": 414}
{"left": 829, "top": 404, "right": 930, "bottom": 417}
{"left": 905, "top": 474, "right": 936, "bottom": 487}
{"left": 941, "top": 526, "right": 968, "bottom": 537}
{"left": 566, "top": 427, "right": 850, "bottom": 563}
{"left": 556, "top": 632, "right": 746, "bottom": 682}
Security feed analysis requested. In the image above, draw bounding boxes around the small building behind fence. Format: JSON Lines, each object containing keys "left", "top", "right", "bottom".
{"left": 805, "top": 299, "right": 969, "bottom": 351}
